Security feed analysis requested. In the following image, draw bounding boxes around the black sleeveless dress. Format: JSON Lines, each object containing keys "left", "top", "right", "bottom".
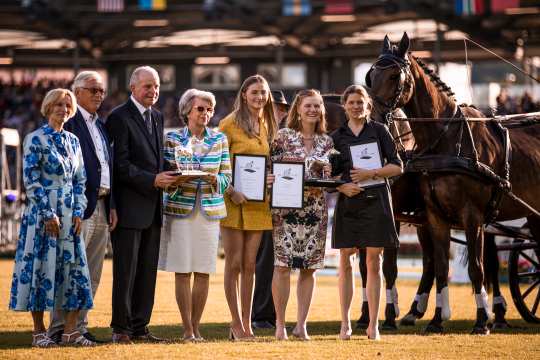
{"left": 330, "top": 120, "right": 401, "bottom": 249}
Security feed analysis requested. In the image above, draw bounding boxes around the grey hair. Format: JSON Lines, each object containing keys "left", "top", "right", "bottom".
{"left": 72, "top": 71, "right": 103, "bottom": 91}
{"left": 178, "top": 88, "right": 216, "bottom": 123}
{"left": 129, "top": 66, "right": 160, "bottom": 87}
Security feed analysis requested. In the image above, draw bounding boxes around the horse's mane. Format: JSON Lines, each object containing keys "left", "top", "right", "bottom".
{"left": 409, "top": 55, "right": 456, "bottom": 101}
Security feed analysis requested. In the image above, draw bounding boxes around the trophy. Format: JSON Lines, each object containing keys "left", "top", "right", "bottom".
{"left": 173, "top": 137, "right": 208, "bottom": 177}
{"left": 304, "top": 149, "right": 344, "bottom": 188}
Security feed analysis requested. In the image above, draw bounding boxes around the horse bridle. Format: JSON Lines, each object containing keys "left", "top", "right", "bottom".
{"left": 365, "top": 53, "right": 412, "bottom": 120}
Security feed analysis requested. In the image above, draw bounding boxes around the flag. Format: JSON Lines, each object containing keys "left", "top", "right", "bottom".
{"left": 324, "top": 0, "right": 354, "bottom": 15}
{"left": 455, "top": 0, "right": 486, "bottom": 15}
{"left": 139, "top": 0, "right": 167, "bottom": 11}
{"left": 282, "top": 0, "right": 311, "bottom": 16}
{"left": 491, "top": 0, "right": 520, "bottom": 13}
{"left": 97, "top": 0, "right": 124, "bottom": 12}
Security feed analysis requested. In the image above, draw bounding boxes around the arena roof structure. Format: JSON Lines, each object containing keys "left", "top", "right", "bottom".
{"left": 0, "top": 0, "right": 539, "bottom": 68}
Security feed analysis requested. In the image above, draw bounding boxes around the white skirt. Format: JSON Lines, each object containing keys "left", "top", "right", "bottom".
{"left": 158, "top": 201, "right": 220, "bottom": 274}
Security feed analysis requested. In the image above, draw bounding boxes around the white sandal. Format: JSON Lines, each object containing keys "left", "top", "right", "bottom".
{"left": 32, "top": 332, "right": 57, "bottom": 348}
{"left": 61, "top": 331, "right": 96, "bottom": 347}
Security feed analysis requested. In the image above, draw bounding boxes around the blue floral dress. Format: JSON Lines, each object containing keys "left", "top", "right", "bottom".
{"left": 9, "top": 124, "right": 93, "bottom": 312}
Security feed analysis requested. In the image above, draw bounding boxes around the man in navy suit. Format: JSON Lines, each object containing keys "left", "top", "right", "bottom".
{"left": 106, "top": 66, "right": 177, "bottom": 343}
{"left": 48, "top": 71, "right": 117, "bottom": 344}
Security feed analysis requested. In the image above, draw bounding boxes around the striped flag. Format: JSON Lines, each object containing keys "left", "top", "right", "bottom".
{"left": 139, "top": 0, "right": 167, "bottom": 11}
{"left": 97, "top": 0, "right": 124, "bottom": 12}
{"left": 282, "top": 0, "right": 312, "bottom": 16}
{"left": 324, "top": 0, "right": 354, "bottom": 15}
{"left": 455, "top": 0, "right": 486, "bottom": 15}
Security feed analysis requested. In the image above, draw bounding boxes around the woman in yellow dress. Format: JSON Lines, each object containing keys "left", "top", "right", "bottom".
{"left": 219, "top": 75, "right": 276, "bottom": 340}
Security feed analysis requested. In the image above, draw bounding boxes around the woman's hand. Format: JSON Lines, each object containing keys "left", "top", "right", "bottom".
{"left": 44, "top": 215, "right": 61, "bottom": 237}
{"left": 73, "top": 216, "right": 82, "bottom": 236}
{"left": 337, "top": 183, "right": 363, "bottom": 197}
{"left": 201, "top": 173, "right": 218, "bottom": 187}
{"left": 350, "top": 167, "right": 373, "bottom": 183}
{"left": 230, "top": 188, "right": 248, "bottom": 205}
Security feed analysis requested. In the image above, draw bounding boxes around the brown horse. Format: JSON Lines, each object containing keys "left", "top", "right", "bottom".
{"left": 367, "top": 32, "right": 540, "bottom": 334}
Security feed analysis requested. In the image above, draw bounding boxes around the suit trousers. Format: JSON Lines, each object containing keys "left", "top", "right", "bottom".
{"left": 110, "top": 222, "right": 161, "bottom": 336}
{"left": 251, "top": 230, "right": 276, "bottom": 323}
{"left": 48, "top": 199, "right": 109, "bottom": 337}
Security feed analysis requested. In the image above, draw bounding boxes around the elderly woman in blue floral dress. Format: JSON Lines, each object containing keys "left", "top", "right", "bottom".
{"left": 9, "top": 89, "right": 94, "bottom": 347}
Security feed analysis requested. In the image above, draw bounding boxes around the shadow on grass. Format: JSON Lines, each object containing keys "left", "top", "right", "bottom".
{"left": 1, "top": 320, "right": 539, "bottom": 349}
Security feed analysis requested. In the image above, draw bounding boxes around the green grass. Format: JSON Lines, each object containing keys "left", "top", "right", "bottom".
{"left": 1, "top": 259, "right": 539, "bottom": 359}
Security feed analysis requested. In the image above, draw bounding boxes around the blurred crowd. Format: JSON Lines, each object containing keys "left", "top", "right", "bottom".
{"left": 495, "top": 88, "right": 540, "bottom": 115}
{"left": 0, "top": 79, "right": 238, "bottom": 139}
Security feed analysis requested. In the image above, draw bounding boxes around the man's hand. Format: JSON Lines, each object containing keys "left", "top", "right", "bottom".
{"left": 109, "top": 209, "right": 118, "bottom": 232}
{"left": 350, "top": 167, "right": 373, "bottom": 183}
{"left": 154, "top": 171, "right": 179, "bottom": 189}
{"left": 72, "top": 216, "right": 82, "bottom": 236}
{"left": 337, "top": 183, "right": 363, "bottom": 197}
{"left": 45, "top": 215, "right": 60, "bottom": 237}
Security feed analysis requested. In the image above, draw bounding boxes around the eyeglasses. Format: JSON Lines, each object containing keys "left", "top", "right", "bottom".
{"left": 82, "top": 87, "right": 106, "bottom": 96}
{"left": 194, "top": 106, "right": 214, "bottom": 114}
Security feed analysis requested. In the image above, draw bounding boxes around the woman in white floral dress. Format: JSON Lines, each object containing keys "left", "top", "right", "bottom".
{"left": 270, "top": 89, "right": 333, "bottom": 340}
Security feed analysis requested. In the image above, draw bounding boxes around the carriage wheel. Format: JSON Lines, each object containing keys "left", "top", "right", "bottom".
{"left": 508, "top": 242, "right": 540, "bottom": 323}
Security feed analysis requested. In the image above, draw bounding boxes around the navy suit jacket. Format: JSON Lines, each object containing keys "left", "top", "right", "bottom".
{"left": 64, "top": 109, "right": 115, "bottom": 220}
{"left": 105, "top": 99, "right": 164, "bottom": 229}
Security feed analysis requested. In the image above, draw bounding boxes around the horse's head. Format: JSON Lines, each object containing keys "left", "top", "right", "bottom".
{"left": 366, "top": 32, "right": 415, "bottom": 111}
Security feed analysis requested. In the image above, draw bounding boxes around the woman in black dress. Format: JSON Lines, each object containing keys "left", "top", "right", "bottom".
{"left": 331, "top": 85, "right": 402, "bottom": 340}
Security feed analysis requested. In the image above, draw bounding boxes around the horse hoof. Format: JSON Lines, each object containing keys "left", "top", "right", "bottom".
{"left": 471, "top": 326, "right": 490, "bottom": 335}
{"left": 400, "top": 313, "right": 417, "bottom": 326}
{"left": 381, "top": 320, "right": 398, "bottom": 331}
{"left": 491, "top": 321, "right": 511, "bottom": 330}
{"left": 424, "top": 323, "right": 444, "bottom": 334}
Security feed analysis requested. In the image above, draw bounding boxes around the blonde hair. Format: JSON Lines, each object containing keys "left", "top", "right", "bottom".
{"left": 286, "top": 89, "right": 327, "bottom": 135}
{"left": 41, "top": 88, "right": 77, "bottom": 118}
{"left": 232, "top": 75, "right": 276, "bottom": 141}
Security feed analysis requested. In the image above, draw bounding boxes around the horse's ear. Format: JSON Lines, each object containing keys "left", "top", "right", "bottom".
{"left": 397, "top": 32, "right": 410, "bottom": 58}
{"left": 382, "top": 35, "right": 391, "bottom": 54}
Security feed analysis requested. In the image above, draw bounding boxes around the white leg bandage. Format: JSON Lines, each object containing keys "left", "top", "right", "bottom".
{"left": 492, "top": 295, "right": 507, "bottom": 311}
{"left": 436, "top": 287, "right": 451, "bottom": 320}
{"left": 475, "top": 287, "right": 492, "bottom": 321}
{"left": 415, "top": 293, "right": 429, "bottom": 313}
{"left": 362, "top": 288, "right": 367, "bottom": 303}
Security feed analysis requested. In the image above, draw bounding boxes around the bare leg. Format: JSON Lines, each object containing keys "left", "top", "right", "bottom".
{"left": 64, "top": 311, "right": 80, "bottom": 334}
{"left": 293, "top": 269, "right": 316, "bottom": 340}
{"left": 272, "top": 266, "right": 291, "bottom": 340}
{"left": 191, "top": 272, "right": 210, "bottom": 339}
{"left": 175, "top": 273, "right": 194, "bottom": 338}
{"left": 221, "top": 226, "right": 248, "bottom": 338}
{"left": 339, "top": 248, "right": 357, "bottom": 339}
{"left": 240, "top": 230, "right": 263, "bottom": 337}
{"left": 366, "top": 247, "right": 383, "bottom": 340}
{"left": 31, "top": 311, "right": 47, "bottom": 334}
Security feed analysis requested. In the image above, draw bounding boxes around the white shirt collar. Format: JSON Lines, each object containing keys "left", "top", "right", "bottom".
{"left": 78, "top": 105, "right": 96, "bottom": 123}
{"left": 130, "top": 95, "right": 151, "bottom": 116}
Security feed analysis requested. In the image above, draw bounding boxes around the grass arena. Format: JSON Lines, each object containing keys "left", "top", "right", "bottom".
{"left": 1, "top": 258, "right": 539, "bottom": 359}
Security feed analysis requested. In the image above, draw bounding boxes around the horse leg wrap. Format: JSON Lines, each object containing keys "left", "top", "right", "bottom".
{"left": 475, "top": 287, "right": 492, "bottom": 321}
{"left": 436, "top": 287, "right": 451, "bottom": 320}
{"left": 415, "top": 293, "right": 429, "bottom": 314}
{"left": 386, "top": 286, "right": 400, "bottom": 317}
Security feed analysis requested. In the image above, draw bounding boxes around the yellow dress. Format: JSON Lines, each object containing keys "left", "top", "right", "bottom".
{"left": 218, "top": 113, "right": 273, "bottom": 230}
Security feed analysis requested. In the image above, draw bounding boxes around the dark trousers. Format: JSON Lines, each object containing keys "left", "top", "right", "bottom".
{"left": 252, "top": 230, "right": 276, "bottom": 323}
{"left": 110, "top": 223, "right": 161, "bottom": 335}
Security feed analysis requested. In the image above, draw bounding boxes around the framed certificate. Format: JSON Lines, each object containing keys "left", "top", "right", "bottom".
{"left": 271, "top": 162, "right": 305, "bottom": 209}
{"left": 232, "top": 154, "right": 267, "bottom": 201}
{"left": 348, "top": 140, "right": 386, "bottom": 188}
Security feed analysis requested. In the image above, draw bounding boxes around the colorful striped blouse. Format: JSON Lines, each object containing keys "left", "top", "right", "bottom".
{"left": 163, "top": 126, "right": 231, "bottom": 219}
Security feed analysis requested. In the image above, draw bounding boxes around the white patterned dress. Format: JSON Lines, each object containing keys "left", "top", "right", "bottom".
{"left": 9, "top": 124, "right": 92, "bottom": 312}
{"left": 270, "top": 128, "right": 334, "bottom": 269}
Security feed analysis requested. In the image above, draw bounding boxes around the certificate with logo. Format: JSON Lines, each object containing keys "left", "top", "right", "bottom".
{"left": 271, "top": 162, "right": 305, "bottom": 209}
{"left": 232, "top": 154, "right": 267, "bottom": 201}
{"left": 349, "top": 140, "right": 386, "bottom": 188}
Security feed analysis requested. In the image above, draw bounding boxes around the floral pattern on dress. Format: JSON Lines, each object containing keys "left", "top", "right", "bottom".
{"left": 270, "top": 128, "right": 334, "bottom": 269}
{"left": 9, "top": 124, "right": 92, "bottom": 312}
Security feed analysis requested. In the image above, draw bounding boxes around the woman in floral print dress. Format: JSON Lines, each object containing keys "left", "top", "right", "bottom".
{"left": 9, "top": 89, "right": 94, "bottom": 347}
{"left": 270, "top": 89, "right": 333, "bottom": 341}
